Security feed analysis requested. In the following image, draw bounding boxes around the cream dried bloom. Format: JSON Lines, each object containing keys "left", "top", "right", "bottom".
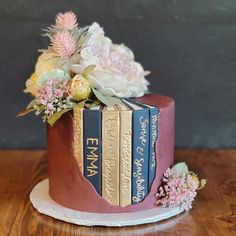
{"left": 69, "top": 75, "right": 92, "bottom": 101}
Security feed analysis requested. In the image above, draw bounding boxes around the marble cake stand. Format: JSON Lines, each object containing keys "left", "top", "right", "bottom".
{"left": 30, "top": 179, "right": 184, "bottom": 227}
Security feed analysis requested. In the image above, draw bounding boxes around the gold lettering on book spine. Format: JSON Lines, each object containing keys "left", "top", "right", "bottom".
{"left": 85, "top": 138, "right": 99, "bottom": 177}
{"left": 102, "top": 110, "right": 119, "bottom": 205}
{"left": 73, "top": 107, "right": 83, "bottom": 174}
{"left": 119, "top": 111, "right": 132, "bottom": 207}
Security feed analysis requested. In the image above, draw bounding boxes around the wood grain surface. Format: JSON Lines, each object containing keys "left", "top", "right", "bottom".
{"left": 0, "top": 149, "right": 235, "bottom": 236}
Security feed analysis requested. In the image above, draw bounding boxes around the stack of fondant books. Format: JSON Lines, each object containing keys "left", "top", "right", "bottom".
{"left": 73, "top": 99, "right": 158, "bottom": 206}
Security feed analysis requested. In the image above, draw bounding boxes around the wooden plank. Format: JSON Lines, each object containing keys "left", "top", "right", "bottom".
{"left": 0, "top": 149, "right": 235, "bottom": 235}
{"left": 0, "top": 150, "right": 47, "bottom": 236}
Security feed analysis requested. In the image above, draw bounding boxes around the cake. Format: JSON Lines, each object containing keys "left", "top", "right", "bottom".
{"left": 47, "top": 94, "right": 175, "bottom": 213}
{"left": 20, "top": 11, "right": 205, "bottom": 216}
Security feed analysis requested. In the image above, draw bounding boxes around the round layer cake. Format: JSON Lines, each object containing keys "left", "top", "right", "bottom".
{"left": 47, "top": 94, "right": 175, "bottom": 213}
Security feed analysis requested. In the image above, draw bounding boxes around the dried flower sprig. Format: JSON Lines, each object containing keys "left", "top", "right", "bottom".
{"left": 156, "top": 163, "right": 206, "bottom": 211}
{"left": 34, "top": 77, "right": 74, "bottom": 125}
{"left": 52, "top": 31, "right": 77, "bottom": 59}
{"left": 56, "top": 11, "right": 78, "bottom": 30}
{"left": 43, "top": 11, "right": 79, "bottom": 35}
{"left": 41, "top": 12, "right": 87, "bottom": 72}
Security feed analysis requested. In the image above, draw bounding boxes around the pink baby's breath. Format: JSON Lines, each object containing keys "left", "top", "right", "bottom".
{"left": 35, "top": 78, "right": 72, "bottom": 119}
{"left": 56, "top": 11, "right": 78, "bottom": 30}
{"left": 156, "top": 168, "right": 199, "bottom": 211}
{"left": 52, "top": 31, "right": 76, "bottom": 59}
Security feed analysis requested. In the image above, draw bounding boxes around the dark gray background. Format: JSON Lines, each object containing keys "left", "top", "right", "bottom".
{"left": 0, "top": 0, "right": 236, "bottom": 148}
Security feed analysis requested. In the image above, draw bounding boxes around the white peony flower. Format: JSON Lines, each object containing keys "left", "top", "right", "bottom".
{"left": 71, "top": 23, "right": 150, "bottom": 98}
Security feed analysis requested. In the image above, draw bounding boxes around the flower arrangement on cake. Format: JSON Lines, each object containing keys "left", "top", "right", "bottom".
{"left": 156, "top": 163, "right": 206, "bottom": 211}
{"left": 19, "top": 11, "right": 149, "bottom": 126}
{"left": 20, "top": 11, "right": 206, "bottom": 219}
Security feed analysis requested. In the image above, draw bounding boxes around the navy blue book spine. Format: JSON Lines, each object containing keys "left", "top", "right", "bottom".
{"left": 148, "top": 107, "right": 159, "bottom": 189}
{"left": 83, "top": 109, "right": 102, "bottom": 195}
{"left": 132, "top": 108, "right": 150, "bottom": 204}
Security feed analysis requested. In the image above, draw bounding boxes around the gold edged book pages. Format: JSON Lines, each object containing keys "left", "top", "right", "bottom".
{"left": 118, "top": 103, "right": 132, "bottom": 207}
{"left": 102, "top": 106, "right": 120, "bottom": 205}
{"left": 73, "top": 107, "right": 84, "bottom": 174}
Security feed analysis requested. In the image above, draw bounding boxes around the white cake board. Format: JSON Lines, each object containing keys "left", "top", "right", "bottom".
{"left": 30, "top": 179, "right": 184, "bottom": 227}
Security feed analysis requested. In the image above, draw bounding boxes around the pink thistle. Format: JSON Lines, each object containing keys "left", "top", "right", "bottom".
{"left": 55, "top": 11, "right": 78, "bottom": 30}
{"left": 52, "top": 31, "right": 76, "bottom": 59}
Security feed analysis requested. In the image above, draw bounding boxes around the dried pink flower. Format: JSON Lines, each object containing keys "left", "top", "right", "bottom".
{"left": 52, "top": 31, "right": 76, "bottom": 59}
{"left": 156, "top": 168, "right": 199, "bottom": 211}
{"left": 56, "top": 11, "right": 78, "bottom": 30}
{"left": 35, "top": 78, "right": 73, "bottom": 119}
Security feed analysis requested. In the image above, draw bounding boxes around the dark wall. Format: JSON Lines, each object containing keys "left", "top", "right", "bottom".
{"left": 0, "top": 0, "right": 236, "bottom": 148}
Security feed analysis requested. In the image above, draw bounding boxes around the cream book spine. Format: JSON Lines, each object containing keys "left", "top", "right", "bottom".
{"left": 119, "top": 104, "right": 132, "bottom": 207}
{"left": 102, "top": 106, "right": 120, "bottom": 205}
{"left": 73, "top": 107, "right": 84, "bottom": 174}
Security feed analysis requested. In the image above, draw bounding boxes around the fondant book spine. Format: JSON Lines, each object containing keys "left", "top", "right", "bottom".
{"left": 83, "top": 108, "right": 102, "bottom": 195}
{"left": 149, "top": 107, "right": 158, "bottom": 189}
{"left": 126, "top": 99, "right": 159, "bottom": 190}
{"left": 73, "top": 107, "right": 84, "bottom": 174}
{"left": 102, "top": 107, "right": 120, "bottom": 205}
{"left": 132, "top": 108, "right": 150, "bottom": 204}
{"left": 119, "top": 107, "right": 132, "bottom": 207}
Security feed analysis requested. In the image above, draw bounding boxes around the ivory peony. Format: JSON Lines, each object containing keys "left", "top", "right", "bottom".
{"left": 71, "top": 23, "right": 149, "bottom": 98}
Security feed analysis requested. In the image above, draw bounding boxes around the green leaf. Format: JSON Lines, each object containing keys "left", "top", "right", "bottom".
{"left": 47, "top": 109, "right": 70, "bottom": 126}
{"left": 89, "top": 99, "right": 101, "bottom": 108}
{"left": 172, "top": 162, "right": 189, "bottom": 175}
{"left": 73, "top": 100, "right": 86, "bottom": 109}
{"left": 82, "top": 65, "right": 96, "bottom": 78}
{"left": 16, "top": 108, "right": 36, "bottom": 117}
{"left": 38, "top": 69, "right": 70, "bottom": 87}
{"left": 26, "top": 99, "right": 36, "bottom": 109}
{"left": 92, "top": 88, "right": 122, "bottom": 107}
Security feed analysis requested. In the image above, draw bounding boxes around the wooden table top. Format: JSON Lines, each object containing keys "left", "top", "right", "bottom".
{"left": 0, "top": 149, "right": 235, "bottom": 236}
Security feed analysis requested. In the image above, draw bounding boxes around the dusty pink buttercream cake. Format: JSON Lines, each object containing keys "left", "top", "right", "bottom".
{"left": 47, "top": 94, "right": 175, "bottom": 213}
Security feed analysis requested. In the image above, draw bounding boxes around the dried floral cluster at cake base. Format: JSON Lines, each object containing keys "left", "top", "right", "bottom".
{"left": 19, "top": 11, "right": 150, "bottom": 126}
{"left": 156, "top": 163, "right": 206, "bottom": 211}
